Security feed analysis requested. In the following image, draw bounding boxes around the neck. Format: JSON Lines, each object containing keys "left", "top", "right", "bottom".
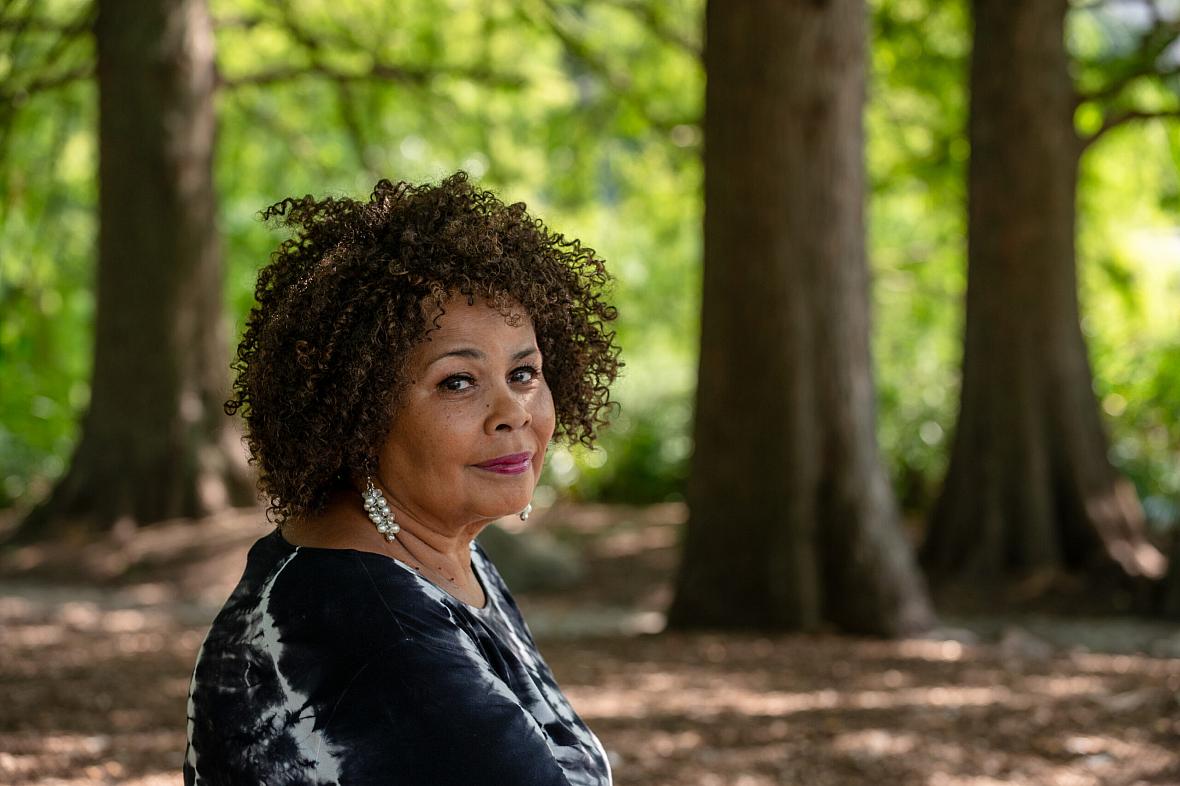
{"left": 283, "top": 486, "right": 490, "bottom": 607}
{"left": 384, "top": 514, "right": 479, "bottom": 582}
{"left": 366, "top": 482, "right": 487, "bottom": 577}
{"left": 371, "top": 494, "right": 489, "bottom": 609}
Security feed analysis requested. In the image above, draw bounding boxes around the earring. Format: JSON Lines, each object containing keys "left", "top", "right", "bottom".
{"left": 363, "top": 476, "right": 399, "bottom": 542}
{"left": 519, "top": 503, "right": 533, "bottom": 521}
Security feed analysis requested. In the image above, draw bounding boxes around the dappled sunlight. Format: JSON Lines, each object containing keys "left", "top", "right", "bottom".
{"left": 1069, "top": 650, "right": 1180, "bottom": 677}
{"left": 897, "top": 638, "right": 966, "bottom": 661}
{"left": 831, "top": 728, "right": 921, "bottom": 756}
{"left": 541, "top": 628, "right": 1180, "bottom": 785}
{"left": 2, "top": 510, "right": 1178, "bottom": 785}
{"left": 546, "top": 501, "right": 688, "bottom": 535}
{"left": 0, "top": 731, "right": 180, "bottom": 784}
{"left": 569, "top": 682, "right": 1022, "bottom": 721}
{"left": 1019, "top": 674, "right": 1107, "bottom": 696}
{"left": 5, "top": 623, "right": 67, "bottom": 649}
{"left": 596, "top": 524, "right": 680, "bottom": 558}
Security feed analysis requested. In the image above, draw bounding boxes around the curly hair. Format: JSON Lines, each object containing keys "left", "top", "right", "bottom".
{"left": 226, "top": 172, "right": 621, "bottom": 523}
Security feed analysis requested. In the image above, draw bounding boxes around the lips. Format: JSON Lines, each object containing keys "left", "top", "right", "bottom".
{"left": 474, "top": 452, "right": 533, "bottom": 475}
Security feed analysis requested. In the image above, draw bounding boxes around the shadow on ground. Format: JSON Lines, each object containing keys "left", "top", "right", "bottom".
{"left": 1, "top": 503, "right": 1178, "bottom": 786}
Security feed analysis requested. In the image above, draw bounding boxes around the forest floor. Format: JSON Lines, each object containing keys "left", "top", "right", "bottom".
{"left": 1, "top": 502, "right": 1178, "bottom": 786}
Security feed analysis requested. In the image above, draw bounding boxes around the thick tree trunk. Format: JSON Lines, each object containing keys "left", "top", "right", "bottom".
{"left": 921, "top": 0, "right": 1164, "bottom": 583}
{"left": 667, "top": 0, "right": 934, "bottom": 635}
{"left": 14, "top": 0, "right": 253, "bottom": 540}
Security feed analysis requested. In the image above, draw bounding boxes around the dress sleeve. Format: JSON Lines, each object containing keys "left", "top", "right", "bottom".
{"left": 324, "top": 630, "right": 574, "bottom": 786}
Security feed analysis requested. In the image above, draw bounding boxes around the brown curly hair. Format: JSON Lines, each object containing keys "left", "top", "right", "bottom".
{"left": 226, "top": 172, "right": 620, "bottom": 523}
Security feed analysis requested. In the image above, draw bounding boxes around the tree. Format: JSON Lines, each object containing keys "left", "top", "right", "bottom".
{"left": 1163, "top": 535, "right": 1180, "bottom": 618}
{"left": 13, "top": 0, "right": 255, "bottom": 539}
{"left": 667, "top": 0, "right": 935, "bottom": 635}
{"left": 4, "top": 0, "right": 546, "bottom": 540}
{"left": 921, "top": 0, "right": 1173, "bottom": 584}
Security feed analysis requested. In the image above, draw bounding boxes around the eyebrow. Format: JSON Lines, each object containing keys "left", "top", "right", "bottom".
{"left": 426, "top": 346, "right": 540, "bottom": 368}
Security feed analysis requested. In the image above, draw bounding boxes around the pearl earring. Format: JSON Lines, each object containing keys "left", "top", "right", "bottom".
{"left": 519, "top": 503, "right": 533, "bottom": 521}
{"left": 363, "top": 476, "right": 399, "bottom": 542}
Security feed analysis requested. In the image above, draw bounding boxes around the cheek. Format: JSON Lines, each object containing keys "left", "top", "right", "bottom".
{"left": 383, "top": 401, "right": 468, "bottom": 474}
{"left": 535, "top": 386, "right": 557, "bottom": 439}
{"left": 432, "top": 410, "right": 484, "bottom": 465}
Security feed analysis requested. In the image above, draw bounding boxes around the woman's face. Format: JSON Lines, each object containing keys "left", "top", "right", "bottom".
{"left": 376, "top": 295, "right": 556, "bottom": 529}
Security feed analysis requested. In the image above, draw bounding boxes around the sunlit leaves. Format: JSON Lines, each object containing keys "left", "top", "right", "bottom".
{"left": 0, "top": 82, "right": 95, "bottom": 507}
{"left": 1, "top": 0, "right": 1177, "bottom": 521}
{"left": 1078, "top": 120, "right": 1180, "bottom": 528}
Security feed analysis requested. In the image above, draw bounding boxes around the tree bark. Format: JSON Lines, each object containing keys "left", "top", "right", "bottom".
{"left": 14, "top": 0, "right": 253, "bottom": 540}
{"left": 667, "top": 0, "right": 934, "bottom": 635}
{"left": 921, "top": 0, "right": 1165, "bottom": 583}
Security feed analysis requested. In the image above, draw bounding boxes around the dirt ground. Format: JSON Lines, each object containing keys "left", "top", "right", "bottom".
{"left": 1, "top": 503, "right": 1178, "bottom": 786}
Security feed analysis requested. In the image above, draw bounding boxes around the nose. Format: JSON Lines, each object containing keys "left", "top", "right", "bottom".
{"left": 485, "top": 385, "right": 532, "bottom": 434}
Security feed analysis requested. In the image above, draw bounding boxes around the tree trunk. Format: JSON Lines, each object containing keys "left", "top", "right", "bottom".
{"left": 14, "top": 0, "right": 253, "bottom": 540}
{"left": 667, "top": 0, "right": 934, "bottom": 636}
{"left": 1161, "top": 534, "right": 1180, "bottom": 619}
{"left": 921, "top": 0, "right": 1165, "bottom": 583}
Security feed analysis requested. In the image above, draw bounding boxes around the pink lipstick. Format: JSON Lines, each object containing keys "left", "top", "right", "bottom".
{"left": 474, "top": 452, "right": 532, "bottom": 475}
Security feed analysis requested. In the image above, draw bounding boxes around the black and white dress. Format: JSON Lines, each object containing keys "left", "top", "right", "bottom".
{"left": 183, "top": 529, "right": 612, "bottom": 786}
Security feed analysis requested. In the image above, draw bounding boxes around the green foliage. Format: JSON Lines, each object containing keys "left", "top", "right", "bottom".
{"left": 1, "top": 0, "right": 704, "bottom": 508}
{"left": 1068, "top": 2, "right": 1180, "bottom": 532}
{"left": 0, "top": 99, "right": 95, "bottom": 506}
{"left": 542, "top": 343, "right": 695, "bottom": 503}
{"left": 1, "top": 1, "right": 95, "bottom": 506}
{"left": 211, "top": 0, "right": 704, "bottom": 504}
{"left": 1, "top": 0, "right": 1177, "bottom": 529}
{"left": 1079, "top": 120, "right": 1180, "bottom": 533}
{"left": 867, "top": 0, "right": 971, "bottom": 510}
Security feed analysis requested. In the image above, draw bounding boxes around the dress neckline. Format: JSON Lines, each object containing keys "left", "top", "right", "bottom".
{"left": 272, "top": 529, "right": 491, "bottom": 612}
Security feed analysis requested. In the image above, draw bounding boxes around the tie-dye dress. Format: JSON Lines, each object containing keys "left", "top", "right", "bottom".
{"left": 183, "top": 530, "right": 612, "bottom": 786}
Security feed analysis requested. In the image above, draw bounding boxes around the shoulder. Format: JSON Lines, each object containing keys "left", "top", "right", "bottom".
{"left": 214, "top": 531, "right": 467, "bottom": 657}
{"left": 331, "top": 628, "right": 574, "bottom": 786}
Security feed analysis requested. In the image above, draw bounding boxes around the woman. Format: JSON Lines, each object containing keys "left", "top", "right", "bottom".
{"left": 184, "top": 173, "right": 619, "bottom": 786}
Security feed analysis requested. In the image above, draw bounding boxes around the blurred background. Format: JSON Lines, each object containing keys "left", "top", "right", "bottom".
{"left": 2, "top": 0, "right": 1179, "bottom": 784}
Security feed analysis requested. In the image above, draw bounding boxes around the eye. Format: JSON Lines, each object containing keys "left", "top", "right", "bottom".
{"left": 509, "top": 365, "right": 540, "bottom": 384}
{"left": 439, "top": 374, "right": 475, "bottom": 392}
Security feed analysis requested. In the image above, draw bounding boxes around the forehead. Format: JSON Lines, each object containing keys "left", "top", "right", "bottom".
{"left": 409, "top": 297, "right": 537, "bottom": 359}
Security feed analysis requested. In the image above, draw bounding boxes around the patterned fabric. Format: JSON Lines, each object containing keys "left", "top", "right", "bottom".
{"left": 184, "top": 530, "right": 612, "bottom": 786}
